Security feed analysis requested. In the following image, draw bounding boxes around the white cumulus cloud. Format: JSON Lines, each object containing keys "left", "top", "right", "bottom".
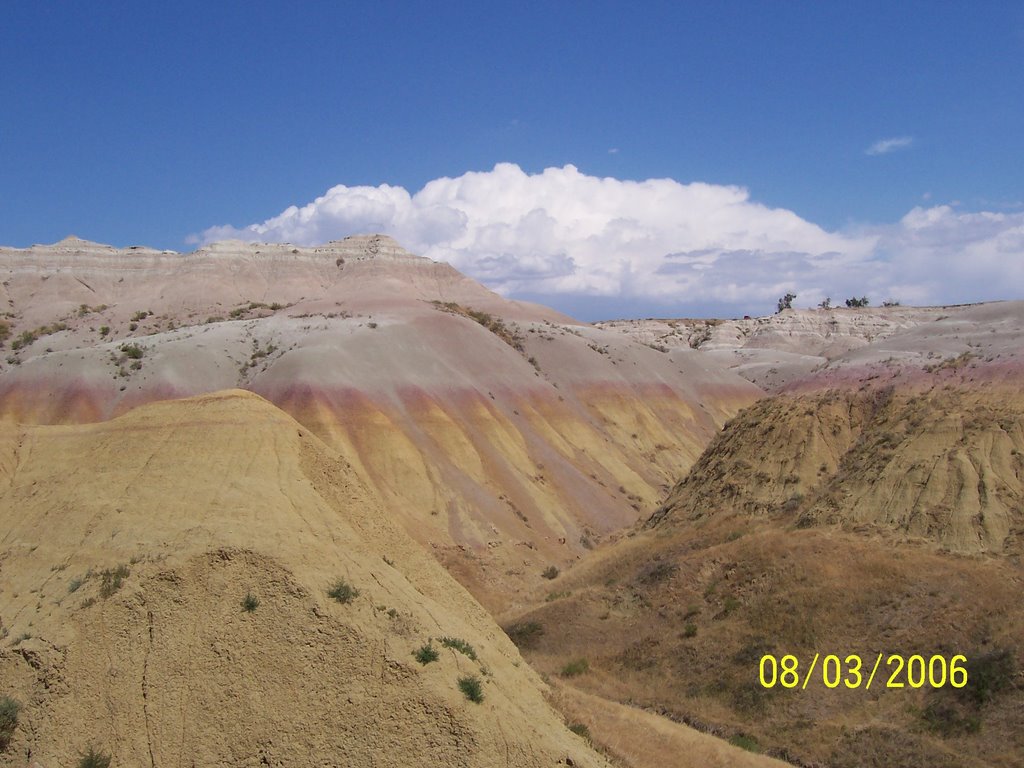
{"left": 194, "top": 163, "right": 1024, "bottom": 316}
{"left": 866, "top": 136, "right": 914, "bottom": 156}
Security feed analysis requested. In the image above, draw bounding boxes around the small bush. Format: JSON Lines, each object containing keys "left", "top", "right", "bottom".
{"left": 637, "top": 560, "right": 677, "bottom": 585}
{"left": 922, "top": 696, "right": 981, "bottom": 734}
{"left": 458, "top": 675, "right": 484, "bottom": 703}
{"left": 729, "top": 733, "right": 761, "bottom": 753}
{"left": 568, "top": 722, "right": 590, "bottom": 739}
{"left": 962, "top": 648, "right": 1016, "bottom": 705}
{"left": 0, "top": 696, "right": 21, "bottom": 750}
{"left": 68, "top": 577, "right": 84, "bottom": 593}
{"left": 683, "top": 622, "right": 698, "bottom": 638}
{"left": 99, "top": 565, "right": 129, "bottom": 598}
{"left": 541, "top": 565, "right": 560, "bottom": 580}
{"left": 78, "top": 746, "right": 112, "bottom": 768}
{"left": 561, "top": 658, "right": 590, "bottom": 677}
{"left": 119, "top": 343, "right": 144, "bottom": 360}
{"left": 241, "top": 592, "right": 259, "bottom": 613}
{"left": 505, "top": 621, "right": 544, "bottom": 649}
{"left": 327, "top": 579, "right": 359, "bottom": 604}
{"left": 440, "top": 637, "right": 478, "bottom": 660}
{"left": 414, "top": 643, "right": 439, "bottom": 665}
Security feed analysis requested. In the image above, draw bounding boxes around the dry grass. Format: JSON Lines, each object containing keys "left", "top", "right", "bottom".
{"left": 510, "top": 517, "right": 1024, "bottom": 767}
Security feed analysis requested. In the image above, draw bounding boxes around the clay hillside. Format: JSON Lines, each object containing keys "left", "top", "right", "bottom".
{"left": 0, "top": 235, "right": 760, "bottom": 612}
{"left": 0, "top": 390, "right": 614, "bottom": 766}
{"left": 511, "top": 303, "right": 1024, "bottom": 767}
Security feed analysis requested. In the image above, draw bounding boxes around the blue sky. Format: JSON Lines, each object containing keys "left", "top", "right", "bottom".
{"left": 2, "top": 2, "right": 1023, "bottom": 318}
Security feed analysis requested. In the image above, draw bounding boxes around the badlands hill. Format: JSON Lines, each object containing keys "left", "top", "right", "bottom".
{"left": 597, "top": 302, "right": 1020, "bottom": 391}
{"left": 0, "top": 235, "right": 760, "bottom": 611}
{"left": 0, "top": 390, "right": 611, "bottom": 766}
{"left": 510, "top": 302, "right": 1024, "bottom": 767}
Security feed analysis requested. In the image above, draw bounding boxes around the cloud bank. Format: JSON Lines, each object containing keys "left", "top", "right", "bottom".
{"left": 195, "top": 163, "right": 1024, "bottom": 316}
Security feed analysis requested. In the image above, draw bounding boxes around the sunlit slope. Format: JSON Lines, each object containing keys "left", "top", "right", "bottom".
{"left": 0, "top": 391, "right": 610, "bottom": 767}
{"left": 0, "top": 235, "right": 762, "bottom": 608}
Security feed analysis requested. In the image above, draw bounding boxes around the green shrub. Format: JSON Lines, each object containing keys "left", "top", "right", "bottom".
{"left": 241, "top": 592, "right": 259, "bottom": 612}
{"left": 414, "top": 643, "right": 439, "bottom": 665}
{"left": 561, "top": 658, "right": 590, "bottom": 677}
{"left": 637, "top": 560, "right": 677, "bottom": 585}
{"left": 458, "top": 675, "right": 484, "bottom": 703}
{"left": 683, "top": 622, "right": 698, "bottom": 638}
{"left": 327, "top": 579, "right": 359, "bottom": 604}
{"left": 99, "top": 326, "right": 110, "bottom": 337}
{"left": 963, "top": 648, "right": 1016, "bottom": 705}
{"left": 729, "top": 733, "right": 761, "bottom": 753}
{"left": 541, "top": 565, "right": 560, "bottom": 580}
{"left": 568, "top": 722, "right": 590, "bottom": 739}
{"left": 0, "top": 696, "right": 21, "bottom": 750}
{"left": 119, "top": 343, "right": 143, "bottom": 360}
{"left": 78, "top": 746, "right": 112, "bottom": 768}
{"left": 440, "top": 637, "right": 478, "bottom": 660}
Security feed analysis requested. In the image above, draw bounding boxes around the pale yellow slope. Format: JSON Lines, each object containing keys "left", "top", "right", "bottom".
{"left": 0, "top": 390, "right": 608, "bottom": 767}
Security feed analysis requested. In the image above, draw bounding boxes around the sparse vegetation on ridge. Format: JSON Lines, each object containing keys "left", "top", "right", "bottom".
{"left": 99, "top": 565, "right": 129, "bottom": 598}
{"left": 11, "top": 322, "right": 67, "bottom": 350}
{"left": 457, "top": 675, "right": 484, "bottom": 703}
{"left": 430, "top": 300, "right": 525, "bottom": 351}
{"left": 77, "top": 746, "right": 112, "bottom": 768}
{"left": 439, "top": 636, "right": 478, "bottom": 660}
{"left": 0, "top": 696, "right": 20, "bottom": 750}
